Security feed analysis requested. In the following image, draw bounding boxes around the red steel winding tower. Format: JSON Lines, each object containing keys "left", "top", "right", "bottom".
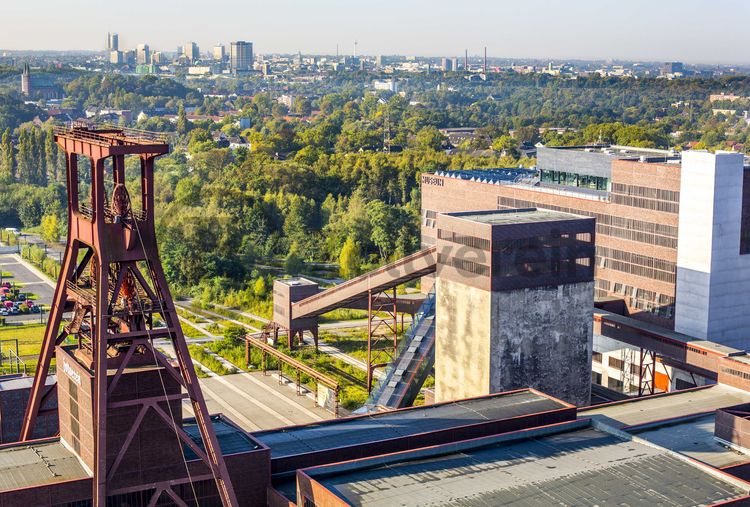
{"left": 21, "top": 125, "right": 238, "bottom": 506}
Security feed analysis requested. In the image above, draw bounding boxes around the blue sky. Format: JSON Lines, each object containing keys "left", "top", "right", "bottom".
{"left": 3, "top": 0, "right": 749, "bottom": 63}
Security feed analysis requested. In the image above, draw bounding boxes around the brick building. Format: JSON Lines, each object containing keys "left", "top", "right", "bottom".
{"left": 421, "top": 146, "right": 750, "bottom": 346}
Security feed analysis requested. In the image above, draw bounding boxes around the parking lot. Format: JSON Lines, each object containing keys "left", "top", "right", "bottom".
{"left": 0, "top": 252, "right": 54, "bottom": 323}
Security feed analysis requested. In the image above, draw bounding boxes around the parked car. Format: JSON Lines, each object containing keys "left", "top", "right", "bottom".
{"left": 3, "top": 300, "right": 12, "bottom": 309}
{"left": 30, "top": 306, "right": 40, "bottom": 314}
{"left": 17, "top": 293, "right": 26, "bottom": 301}
{"left": 0, "top": 308, "right": 8, "bottom": 316}
{"left": 25, "top": 300, "right": 34, "bottom": 308}
{"left": 1, "top": 282, "right": 11, "bottom": 288}
{"left": 9, "top": 306, "right": 19, "bottom": 315}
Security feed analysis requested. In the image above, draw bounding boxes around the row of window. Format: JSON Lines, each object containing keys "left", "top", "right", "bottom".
{"left": 540, "top": 170, "right": 610, "bottom": 191}
{"left": 437, "top": 253, "right": 490, "bottom": 277}
{"left": 611, "top": 193, "right": 680, "bottom": 214}
{"left": 597, "top": 246, "right": 676, "bottom": 283}
{"left": 611, "top": 183, "right": 680, "bottom": 203}
{"left": 496, "top": 197, "right": 678, "bottom": 246}
{"left": 437, "top": 229, "right": 491, "bottom": 251}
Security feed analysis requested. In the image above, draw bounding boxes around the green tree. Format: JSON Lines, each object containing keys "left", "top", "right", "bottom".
{"left": 223, "top": 325, "right": 246, "bottom": 345}
{"left": 177, "top": 102, "right": 189, "bottom": 136}
{"left": 414, "top": 126, "right": 445, "bottom": 151}
{"left": 40, "top": 213, "right": 62, "bottom": 243}
{"left": 284, "top": 245, "right": 304, "bottom": 275}
{"left": 0, "top": 128, "right": 13, "bottom": 183}
{"left": 252, "top": 277, "right": 268, "bottom": 298}
{"left": 339, "top": 236, "right": 361, "bottom": 279}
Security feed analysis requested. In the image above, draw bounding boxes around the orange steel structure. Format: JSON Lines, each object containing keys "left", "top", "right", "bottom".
{"left": 20, "top": 126, "right": 238, "bottom": 506}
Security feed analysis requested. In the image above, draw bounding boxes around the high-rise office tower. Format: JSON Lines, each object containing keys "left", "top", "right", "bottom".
{"left": 136, "top": 43, "right": 150, "bottom": 65}
{"left": 184, "top": 41, "right": 199, "bottom": 62}
{"left": 230, "top": 41, "right": 253, "bottom": 73}
{"left": 107, "top": 32, "right": 119, "bottom": 52}
{"left": 213, "top": 44, "right": 226, "bottom": 61}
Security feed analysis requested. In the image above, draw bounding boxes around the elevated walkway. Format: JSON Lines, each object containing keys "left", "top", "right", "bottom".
{"left": 363, "top": 290, "right": 436, "bottom": 411}
{"left": 291, "top": 246, "right": 437, "bottom": 320}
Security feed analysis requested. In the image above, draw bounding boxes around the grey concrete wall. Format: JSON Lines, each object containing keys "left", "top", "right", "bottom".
{"left": 489, "top": 282, "right": 594, "bottom": 406}
{"left": 435, "top": 278, "right": 491, "bottom": 402}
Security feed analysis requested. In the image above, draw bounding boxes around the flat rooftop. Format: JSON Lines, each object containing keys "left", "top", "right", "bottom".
{"left": 183, "top": 415, "right": 261, "bottom": 460}
{"left": 275, "top": 277, "right": 318, "bottom": 287}
{"left": 540, "top": 143, "right": 680, "bottom": 162}
{"left": 0, "top": 440, "right": 89, "bottom": 492}
{"left": 630, "top": 413, "right": 750, "bottom": 469}
{"left": 596, "top": 310, "right": 744, "bottom": 357}
{"left": 580, "top": 384, "right": 750, "bottom": 428}
{"left": 305, "top": 421, "right": 749, "bottom": 506}
{"left": 254, "top": 390, "right": 568, "bottom": 459}
{"left": 443, "top": 207, "right": 589, "bottom": 225}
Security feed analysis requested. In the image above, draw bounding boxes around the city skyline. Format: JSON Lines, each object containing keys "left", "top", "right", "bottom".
{"left": 2, "top": 0, "right": 750, "bottom": 64}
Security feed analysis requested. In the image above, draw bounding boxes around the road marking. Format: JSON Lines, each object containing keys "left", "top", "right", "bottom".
{"left": 9, "top": 255, "right": 56, "bottom": 288}
{"left": 208, "top": 374, "right": 296, "bottom": 426}
{"left": 199, "top": 382, "right": 262, "bottom": 431}
{"left": 232, "top": 372, "right": 325, "bottom": 421}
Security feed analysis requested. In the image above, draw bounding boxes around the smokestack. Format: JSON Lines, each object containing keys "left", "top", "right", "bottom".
{"left": 484, "top": 47, "right": 487, "bottom": 73}
{"left": 464, "top": 49, "right": 468, "bottom": 72}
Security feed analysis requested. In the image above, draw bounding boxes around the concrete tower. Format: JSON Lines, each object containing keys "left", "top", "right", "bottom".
{"left": 434, "top": 208, "right": 595, "bottom": 406}
{"left": 21, "top": 63, "right": 30, "bottom": 95}
{"left": 675, "top": 151, "right": 750, "bottom": 348}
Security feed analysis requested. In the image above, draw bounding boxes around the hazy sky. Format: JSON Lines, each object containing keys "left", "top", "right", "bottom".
{"left": 2, "top": 0, "right": 749, "bottom": 64}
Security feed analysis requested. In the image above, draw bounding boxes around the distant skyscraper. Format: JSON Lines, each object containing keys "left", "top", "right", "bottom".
{"left": 213, "top": 44, "right": 226, "bottom": 61}
{"left": 107, "top": 32, "right": 119, "bottom": 52}
{"left": 230, "top": 41, "right": 253, "bottom": 73}
{"left": 109, "top": 51, "right": 123, "bottom": 65}
{"left": 136, "top": 44, "right": 150, "bottom": 65}
{"left": 662, "top": 61, "right": 684, "bottom": 76}
{"left": 184, "top": 42, "right": 199, "bottom": 62}
{"left": 151, "top": 52, "right": 163, "bottom": 65}
{"left": 451, "top": 57, "right": 459, "bottom": 72}
{"left": 441, "top": 57, "right": 452, "bottom": 72}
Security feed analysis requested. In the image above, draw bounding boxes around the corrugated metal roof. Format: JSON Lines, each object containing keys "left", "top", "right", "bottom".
{"left": 317, "top": 427, "right": 748, "bottom": 506}
{"left": 0, "top": 441, "right": 89, "bottom": 492}
{"left": 581, "top": 384, "right": 750, "bottom": 428}
{"left": 255, "top": 390, "right": 566, "bottom": 459}
{"left": 183, "top": 415, "right": 260, "bottom": 460}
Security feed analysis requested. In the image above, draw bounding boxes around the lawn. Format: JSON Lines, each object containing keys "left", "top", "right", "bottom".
{"left": 0, "top": 322, "right": 48, "bottom": 374}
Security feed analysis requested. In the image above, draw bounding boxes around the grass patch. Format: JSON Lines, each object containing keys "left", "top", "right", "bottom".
{"left": 0, "top": 322, "right": 48, "bottom": 374}
{"left": 180, "top": 321, "right": 206, "bottom": 339}
{"left": 203, "top": 305, "right": 265, "bottom": 330}
{"left": 188, "top": 344, "right": 231, "bottom": 375}
{"left": 319, "top": 308, "right": 368, "bottom": 323}
{"left": 176, "top": 307, "right": 208, "bottom": 324}
{"left": 206, "top": 338, "right": 248, "bottom": 371}
{"left": 320, "top": 329, "right": 369, "bottom": 363}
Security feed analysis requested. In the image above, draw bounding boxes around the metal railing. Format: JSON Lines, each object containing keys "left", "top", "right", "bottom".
{"left": 53, "top": 124, "right": 169, "bottom": 145}
{"left": 0, "top": 339, "right": 27, "bottom": 375}
{"left": 245, "top": 335, "right": 340, "bottom": 416}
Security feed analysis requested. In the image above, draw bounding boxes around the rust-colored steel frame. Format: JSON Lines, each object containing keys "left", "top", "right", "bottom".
{"left": 638, "top": 347, "right": 657, "bottom": 397}
{"left": 366, "top": 288, "right": 398, "bottom": 392}
{"left": 20, "top": 127, "right": 238, "bottom": 507}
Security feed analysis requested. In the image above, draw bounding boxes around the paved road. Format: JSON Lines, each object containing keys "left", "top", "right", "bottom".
{"left": 0, "top": 253, "right": 55, "bottom": 323}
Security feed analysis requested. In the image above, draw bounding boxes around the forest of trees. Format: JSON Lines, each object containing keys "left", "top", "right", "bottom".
{"left": 2, "top": 69, "right": 750, "bottom": 307}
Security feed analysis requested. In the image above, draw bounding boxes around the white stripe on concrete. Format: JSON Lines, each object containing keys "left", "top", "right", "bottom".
{"left": 199, "top": 382, "right": 262, "bottom": 431}
{"left": 233, "top": 372, "right": 325, "bottom": 421}
{"left": 209, "top": 374, "right": 296, "bottom": 426}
